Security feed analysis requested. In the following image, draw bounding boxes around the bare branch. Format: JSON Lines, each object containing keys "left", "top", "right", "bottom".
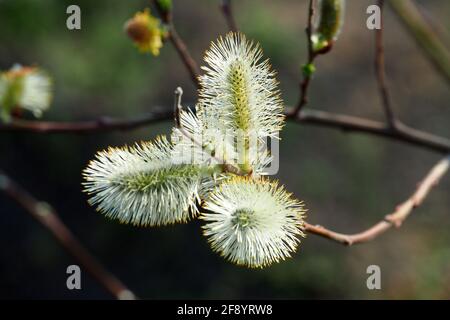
{"left": 304, "top": 155, "right": 450, "bottom": 245}
{"left": 0, "top": 110, "right": 172, "bottom": 134}
{"left": 389, "top": 0, "right": 450, "bottom": 86}
{"left": 0, "top": 171, "right": 137, "bottom": 299}
{"left": 167, "top": 26, "right": 201, "bottom": 88}
{"left": 293, "top": 0, "right": 317, "bottom": 115}
{"left": 153, "top": 0, "right": 200, "bottom": 87}
{"left": 375, "top": 0, "right": 398, "bottom": 129}
{"left": 220, "top": 0, "right": 238, "bottom": 32}
{"left": 290, "top": 109, "right": 450, "bottom": 154}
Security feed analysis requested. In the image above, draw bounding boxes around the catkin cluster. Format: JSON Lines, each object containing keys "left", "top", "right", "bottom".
{"left": 84, "top": 33, "right": 307, "bottom": 268}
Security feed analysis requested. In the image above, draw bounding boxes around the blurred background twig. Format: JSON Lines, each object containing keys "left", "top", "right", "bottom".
{"left": 0, "top": 109, "right": 172, "bottom": 133}
{"left": 0, "top": 171, "right": 137, "bottom": 300}
{"left": 305, "top": 155, "right": 450, "bottom": 244}
{"left": 375, "top": 0, "right": 397, "bottom": 129}
{"left": 220, "top": 0, "right": 238, "bottom": 32}
{"left": 153, "top": 0, "right": 200, "bottom": 87}
{"left": 389, "top": 0, "right": 450, "bottom": 85}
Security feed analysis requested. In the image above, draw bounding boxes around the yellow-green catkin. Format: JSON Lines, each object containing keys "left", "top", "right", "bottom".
{"left": 124, "top": 8, "right": 164, "bottom": 56}
{"left": 229, "top": 61, "right": 252, "bottom": 174}
{"left": 312, "top": 0, "right": 345, "bottom": 52}
{"left": 0, "top": 74, "right": 23, "bottom": 121}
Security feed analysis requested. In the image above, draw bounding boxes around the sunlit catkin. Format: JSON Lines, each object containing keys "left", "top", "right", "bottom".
{"left": 198, "top": 33, "right": 284, "bottom": 173}
{"left": 201, "top": 177, "right": 306, "bottom": 268}
{"left": 83, "top": 136, "right": 212, "bottom": 226}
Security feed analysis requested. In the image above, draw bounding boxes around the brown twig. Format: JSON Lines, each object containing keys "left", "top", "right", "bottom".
{"left": 167, "top": 26, "right": 201, "bottom": 87}
{"left": 289, "top": 109, "right": 450, "bottom": 154}
{"left": 293, "top": 0, "right": 317, "bottom": 115}
{"left": 0, "top": 171, "right": 137, "bottom": 299}
{"left": 304, "top": 155, "right": 450, "bottom": 245}
{"left": 220, "top": 0, "right": 238, "bottom": 32}
{"left": 388, "top": 0, "right": 450, "bottom": 86}
{"left": 0, "top": 110, "right": 172, "bottom": 134}
{"left": 153, "top": 0, "right": 201, "bottom": 88}
{"left": 375, "top": 0, "right": 398, "bottom": 129}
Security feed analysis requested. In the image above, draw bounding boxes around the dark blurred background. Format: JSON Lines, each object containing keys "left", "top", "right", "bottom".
{"left": 0, "top": 0, "right": 449, "bottom": 299}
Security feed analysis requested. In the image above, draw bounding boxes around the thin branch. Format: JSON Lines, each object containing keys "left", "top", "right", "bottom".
{"left": 388, "top": 0, "right": 450, "bottom": 86}
{"left": 153, "top": 0, "right": 201, "bottom": 88}
{"left": 293, "top": 0, "right": 317, "bottom": 115}
{"left": 290, "top": 109, "right": 450, "bottom": 154}
{"left": 173, "top": 87, "right": 243, "bottom": 175}
{"left": 173, "top": 88, "right": 182, "bottom": 128}
{"left": 220, "top": 0, "right": 238, "bottom": 32}
{"left": 304, "top": 155, "right": 450, "bottom": 245}
{"left": 0, "top": 110, "right": 172, "bottom": 134}
{"left": 0, "top": 171, "right": 137, "bottom": 299}
{"left": 375, "top": 0, "right": 398, "bottom": 129}
{"left": 167, "top": 26, "right": 201, "bottom": 87}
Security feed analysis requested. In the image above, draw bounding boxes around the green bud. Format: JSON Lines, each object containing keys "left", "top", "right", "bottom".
{"left": 156, "top": 0, "right": 172, "bottom": 13}
{"left": 312, "top": 0, "right": 345, "bottom": 53}
{"left": 302, "top": 63, "right": 316, "bottom": 77}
